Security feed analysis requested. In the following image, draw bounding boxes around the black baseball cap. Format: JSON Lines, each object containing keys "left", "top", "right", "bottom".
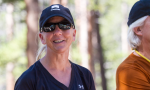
{"left": 39, "top": 4, "right": 75, "bottom": 32}
{"left": 127, "top": 0, "right": 150, "bottom": 26}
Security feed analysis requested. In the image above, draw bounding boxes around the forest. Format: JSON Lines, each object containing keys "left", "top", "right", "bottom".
{"left": 0, "top": 0, "right": 137, "bottom": 90}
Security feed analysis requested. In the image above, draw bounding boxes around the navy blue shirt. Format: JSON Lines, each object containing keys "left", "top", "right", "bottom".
{"left": 14, "top": 60, "right": 95, "bottom": 90}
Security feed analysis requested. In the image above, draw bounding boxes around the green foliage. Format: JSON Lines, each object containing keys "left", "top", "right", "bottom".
{"left": 68, "top": 0, "right": 74, "bottom": 5}
{"left": 0, "top": 27, "right": 27, "bottom": 89}
{"left": 123, "top": 0, "right": 138, "bottom": 6}
{"left": 88, "top": 0, "right": 138, "bottom": 89}
{"left": 0, "top": 28, "right": 27, "bottom": 68}
{"left": 70, "top": 43, "right": 82, "bottom": 64}
{"left": 14, "top": 1, "right": 26, "bottom": 11}
{"left": 88, "top": 0, "right": 100, "bottom": 11}
{"left": 0, "top": 2, "right": 27, "bottom": 89}
{"left": 2, "top": 0, "right": 23, "bottom": 3}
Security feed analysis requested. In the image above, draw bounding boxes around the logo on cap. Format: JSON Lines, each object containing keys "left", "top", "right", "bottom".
{"left": 51, "top": 5, "right": 60, "bottom": 11}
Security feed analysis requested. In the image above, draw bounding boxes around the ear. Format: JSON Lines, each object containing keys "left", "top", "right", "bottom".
{"left": 73, "top": 29, "right": 76, "bottom": 41}
{"left": 39, "top": 33, "right": 46, "bottom": 44}
{"left": 133, "top": 27, "right": 143, "bottom": 36}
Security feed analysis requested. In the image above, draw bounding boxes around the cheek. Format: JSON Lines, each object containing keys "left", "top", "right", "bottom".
{"left": 64, "top": 30, "right": 73, "bottom": 38}
{"left": 44, "top": 33, "right": 53, "bottom": 42}
{"left": 142, "top": 27, "right": 150, "bottom": 41}
{"left": 144, "top": 23, "right": 150, "bottom": 33}
{"left": 143, "top": 26, "right": 150, "bottom": 34}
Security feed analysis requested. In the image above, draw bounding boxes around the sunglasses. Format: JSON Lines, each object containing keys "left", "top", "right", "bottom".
{"left": 41, "top": 20, "right": 74, "bottom": 32}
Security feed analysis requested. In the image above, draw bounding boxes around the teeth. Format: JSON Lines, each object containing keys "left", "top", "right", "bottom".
{"left": 54, "top": 40, "right": 63, "bottom": 43}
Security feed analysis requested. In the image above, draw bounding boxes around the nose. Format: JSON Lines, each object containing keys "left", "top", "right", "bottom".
{"left": 53, "top": 25, "right": 62, "bottom": 35}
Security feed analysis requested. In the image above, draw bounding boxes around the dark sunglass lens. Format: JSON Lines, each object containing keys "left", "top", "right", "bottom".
{"left": 50, "top": 25, "right": 55, "bottom": 30}
{"left": 59, "top": 24, "right": 71, "bottom": 30}
{"left": 43, "top": 23, "right": 55, "bottom": 32}
{"left": 59, "top": 22, "right": 71, "bottom": 30}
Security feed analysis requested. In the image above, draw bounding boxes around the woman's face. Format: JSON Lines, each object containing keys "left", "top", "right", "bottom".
{"left": 39, "top": 16, "right": 76, "bottom": 53}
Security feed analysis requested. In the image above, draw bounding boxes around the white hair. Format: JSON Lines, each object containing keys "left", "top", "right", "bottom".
{"left": 128, "top": 16, "right": 148, "bottom": 49}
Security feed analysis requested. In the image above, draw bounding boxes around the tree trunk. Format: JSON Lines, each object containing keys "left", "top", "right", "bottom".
{"left": 50, "top": 0, "right": 61, "bottom": 5}
{"left": 5, "top": 4, "right": 15, "bottom": 90}
{"left": 88, "top": 11, "right": 95, "bottom": 79}
{"left": 121, "top": 2, "right": 129, "bottom": 53}
{"left": 25, "top": 0, "right": 39, "bottom": 67}
{"left": 50, "top": 0, "right": 67, "bottom": 6}
{"left": 60, "top": 0, "right": 67, "bottom": 6}
{"left": 6, "top": 3, "right": 14, "bottom": 41}
{"left": 75, "top": 0, "right": 89, "bottom": 68}
{"left": 6, "top": 62, "right": 14, "bottom": 90}
{"left": 91, "top": 10, "right": 107, "bottom": 90}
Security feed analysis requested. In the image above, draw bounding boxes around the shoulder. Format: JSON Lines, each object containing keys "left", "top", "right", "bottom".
{"left": 71, "top": 62, "right": 96, "bottom": 90}
{"left": 14, "top": 61, "right": 40, "bottom": 90}
{"left": 117, "top": 52, "right": 150, "bottom": 73}
{"left": 71, "top": 62, "right": 93, "bottom": 81}
{"left": 117, "top": 53, "right": 143, "bottom": 77}
{"left": 71, "top": 62, "right": 92, "bottom": 76}
{"left": 117, "top": 53, "right": 141, "bottom": 72}
{"left": 18, "top": 64, "right": 37, "bottom": 81}
{"left": 116, "top": 65, "right": 150, "bottom": 89}
{"left": 116, "top": 53, "right": 150, "bottom": 89}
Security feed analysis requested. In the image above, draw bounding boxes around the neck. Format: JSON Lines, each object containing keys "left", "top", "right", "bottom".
{"left": 40, "top": 49, "right": 71, "bottom": 71}
{"left": 137, "top": 44, "right": 150, "bottom": 60}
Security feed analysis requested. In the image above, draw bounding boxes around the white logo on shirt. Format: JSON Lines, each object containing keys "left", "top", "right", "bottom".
{"left": 78, "top": 84, "right": 84, "bottom": 89}
{"left": 51, "top": 5, "right": 60, "bottom": 11}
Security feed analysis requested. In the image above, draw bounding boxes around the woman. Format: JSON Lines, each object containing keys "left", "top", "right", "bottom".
{"left": 14, "top": 4, "right": 95, "bottom": 90}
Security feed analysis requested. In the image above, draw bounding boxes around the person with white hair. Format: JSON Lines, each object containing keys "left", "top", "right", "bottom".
{"left": 14, "top": 4, "right": 95, "bottom": 90}
{"left": 116, "top": 0, "right": 150, "bottom": 90}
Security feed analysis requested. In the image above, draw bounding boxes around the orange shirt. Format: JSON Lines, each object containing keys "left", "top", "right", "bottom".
{"left": 116, "top": 53, "right": 150, "bottom": 90}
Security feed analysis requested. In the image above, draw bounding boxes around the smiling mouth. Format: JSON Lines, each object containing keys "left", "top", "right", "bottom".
{"left": 53, "top": 40, "right": 64, "bottom": 43}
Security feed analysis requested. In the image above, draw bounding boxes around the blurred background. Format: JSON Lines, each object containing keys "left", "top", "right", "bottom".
{"left": 0, "top": 0, "right": 138, "bottom": 90}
